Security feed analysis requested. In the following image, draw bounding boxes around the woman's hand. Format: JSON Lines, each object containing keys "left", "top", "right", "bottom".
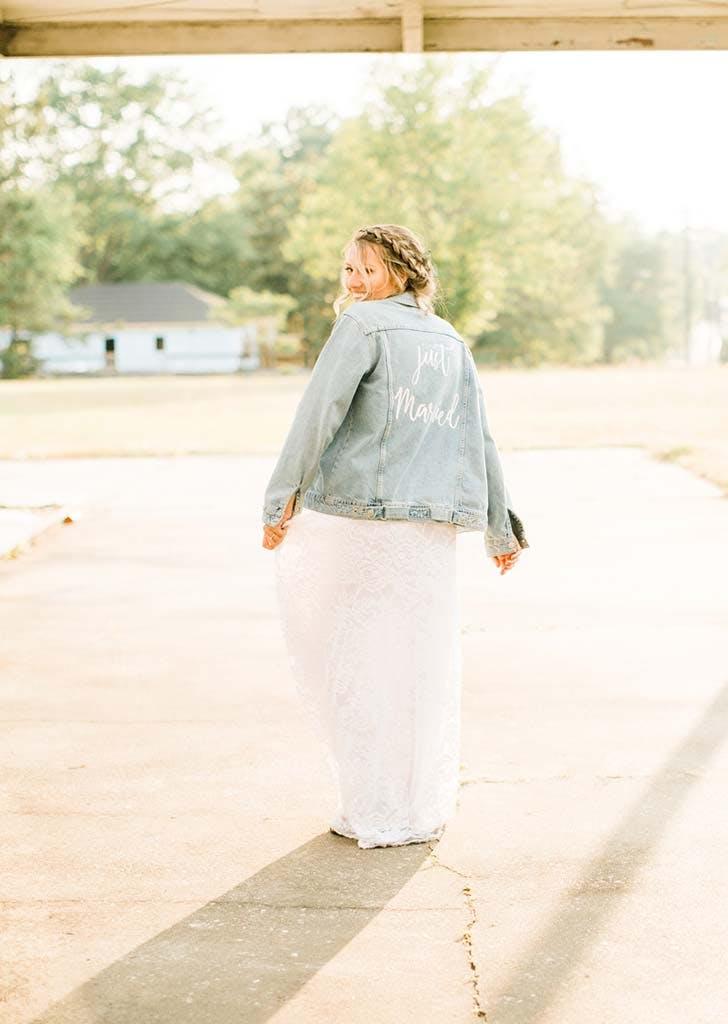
{"left": 491, "top": 544, "right": 522, "bottom": 576}
{"left": 262, "top": 491, "right": 297, "bottom": 551}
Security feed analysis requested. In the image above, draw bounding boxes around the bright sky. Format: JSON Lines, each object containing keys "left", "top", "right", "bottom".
{"left": 9, "top": 50, "right": 728, "bottom": 234}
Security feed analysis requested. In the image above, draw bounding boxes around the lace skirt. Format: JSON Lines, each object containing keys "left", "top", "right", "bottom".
{"left": 274, "top": 506, "right": 462, "bottom": 849}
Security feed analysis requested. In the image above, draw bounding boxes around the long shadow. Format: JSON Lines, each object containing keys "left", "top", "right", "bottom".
{"left": 489, "top": 678, "right": 728, "bottom": 1022}
{"left": 29, "top": 680, "right": 728, "bottom": 1024}
{"left": 30, "top": 833, "right": 431, "bottom": 1024}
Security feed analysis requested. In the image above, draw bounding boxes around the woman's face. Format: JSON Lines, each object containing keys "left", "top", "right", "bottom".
{"left": 343, "top": 243, "right": 399, "bottom": 301}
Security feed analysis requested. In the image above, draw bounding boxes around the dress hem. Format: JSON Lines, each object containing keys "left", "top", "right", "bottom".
{"left": 329, "top": 817, "right": 448, "bottom": 849}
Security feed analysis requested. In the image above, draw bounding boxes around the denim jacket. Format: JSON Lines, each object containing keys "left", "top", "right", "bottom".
{"left": 261, "top": 288, "right": 525, "bottom": 557}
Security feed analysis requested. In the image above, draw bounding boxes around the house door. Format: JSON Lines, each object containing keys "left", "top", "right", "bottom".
{"left": 105, "top": 337, "right": 116, "bottom": 371}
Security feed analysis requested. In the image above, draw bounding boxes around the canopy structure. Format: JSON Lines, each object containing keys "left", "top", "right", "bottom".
{"left": 2, "top": 0, "right": 728, "bottom": 57}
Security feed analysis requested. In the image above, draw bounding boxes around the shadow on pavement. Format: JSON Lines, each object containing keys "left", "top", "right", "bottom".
{"left": 30, "top": 833, "right": 432, "bottom": 1024}
{"left": 490, "top": 678, "right": 728, "bottom": 1022}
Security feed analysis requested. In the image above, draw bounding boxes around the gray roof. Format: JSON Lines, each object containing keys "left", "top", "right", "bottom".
{"left": 69, "top": 282, "right": 229, "bottom": 325}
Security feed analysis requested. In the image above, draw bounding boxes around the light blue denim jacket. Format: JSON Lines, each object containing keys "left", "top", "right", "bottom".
{"left": 262, "top": 288, "right": 523, "bottom": 557}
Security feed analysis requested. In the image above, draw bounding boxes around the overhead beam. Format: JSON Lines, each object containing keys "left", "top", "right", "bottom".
{"left": 3, "top": 16, "right": 728, "bottom": 58}
{"left": 401, "top": 2, "right": 424, "bottom": 53}
{"left": 0, "top": 18, "right": 403, "bottom": 57}
{"left": 427, "top": 16, "right": 728, "bottom": 50}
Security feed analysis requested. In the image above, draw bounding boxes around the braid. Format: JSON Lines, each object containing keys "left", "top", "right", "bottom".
{"left": 355, "top": 226, "right": 431, "bottom": 286}
{"left": 350, "top": 224, "right": 439, "bottom": 313}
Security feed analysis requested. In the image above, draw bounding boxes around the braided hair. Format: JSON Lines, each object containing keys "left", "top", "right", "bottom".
{"left": 333, "top": 223, "right": 440, "bottom": 317}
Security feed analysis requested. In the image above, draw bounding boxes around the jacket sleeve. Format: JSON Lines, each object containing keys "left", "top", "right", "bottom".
{"left": 469, "top": 353, "right": 527, "bottom": 557}
{"left": 262, "top": 313, "right": 379, "bottom": 527}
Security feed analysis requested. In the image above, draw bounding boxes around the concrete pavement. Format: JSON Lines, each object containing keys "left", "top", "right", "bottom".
{"left": 0, "top": 506, "right": 69, "bottom": 560}
{"left": 0, "top": 469, "right": 82, "bottom": 559}
{"left": 1, "top": 449, "right": 727, "bottom": 1024}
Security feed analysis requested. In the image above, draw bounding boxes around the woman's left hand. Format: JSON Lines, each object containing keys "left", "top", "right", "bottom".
{"left": 491, "top": 544, "right": 522, "bottom": 575}
{"left": 262, "top": 492, "right": 297, "bottom": 550}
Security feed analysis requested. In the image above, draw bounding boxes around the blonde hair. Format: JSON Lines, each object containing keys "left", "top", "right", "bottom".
{"left": 333, "top": 223, "right": 440, "bottom": 318}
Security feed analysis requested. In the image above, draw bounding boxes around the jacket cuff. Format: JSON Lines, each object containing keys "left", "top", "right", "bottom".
{"left": 263, "top": 499, "right": 293, "bottom": 526}
{"left": 262, "top": 508, "right": 285, "bottom": 527}
{"left": 484, "top": 531, "right": 518, "bottom": 558}
{"left": 263, "top": 488, "right": 301, "bottom": 527}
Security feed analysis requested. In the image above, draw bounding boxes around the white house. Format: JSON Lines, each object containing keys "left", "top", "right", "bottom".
{"left": 0, "top": 281, "right": 259, "bottom": 375}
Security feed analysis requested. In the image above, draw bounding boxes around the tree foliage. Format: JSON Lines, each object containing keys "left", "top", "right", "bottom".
{"left": 2, "top": 57, "right": 726, "bottom": 367}
{"left": 281, "top": 59, "right": 615, "bottom": 364}
{"left": 0, "top": 187, "right": 83, "bottom": 337}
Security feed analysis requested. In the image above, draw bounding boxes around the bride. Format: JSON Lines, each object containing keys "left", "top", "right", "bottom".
{"left": 261, "top": 222, "right": 526, "bottom": 849}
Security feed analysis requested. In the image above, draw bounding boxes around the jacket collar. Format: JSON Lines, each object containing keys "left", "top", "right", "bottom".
{"left": 347, "top": 289, "right": 420, "bottom": 308}
{"left": 384, "top": 289, "right": 419, "bottom": 307}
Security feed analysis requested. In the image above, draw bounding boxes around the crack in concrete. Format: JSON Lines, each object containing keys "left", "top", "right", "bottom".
{"left": 460, "top": 884, "right": 488, "bottom": 1020}
{"left": 460, "top": 774, "right": 569, "bottom": 786}
{"left": 424, "top": 843, "right": 491, "bottom": 883}
{"left": 426, "top": 843, "right": 489, "bottom": 1018}
{"left": 425, "top": 843, "right": 471, "bottom": 880}
{"left": 598, "top": 770, "right": 704, "bottom": 781}
{"left": 460, "top": 770, "right": 704, "bottom": 786}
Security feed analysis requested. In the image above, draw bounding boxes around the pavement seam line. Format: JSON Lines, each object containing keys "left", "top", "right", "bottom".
{"left": 0, "top": 899, "right": 465, "bottom": 910}
{"left": 460, "top": 774, "right": 569, "bottom": 785}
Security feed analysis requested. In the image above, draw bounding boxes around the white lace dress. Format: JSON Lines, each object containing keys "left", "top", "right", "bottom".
{"left": 274, "top": 506, "right": 462, "bottom": 849}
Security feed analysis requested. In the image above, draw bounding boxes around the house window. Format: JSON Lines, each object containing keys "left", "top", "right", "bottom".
{"left": 105, "top": 337, "right": 115, "bottom": 353}
{"left": 155, "top": 336, "right": 164, "bottom": 351}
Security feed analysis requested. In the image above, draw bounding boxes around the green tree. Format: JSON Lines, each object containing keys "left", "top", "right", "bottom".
{"left": 598, "top": 216, "right": 668, "bottom": 363}
{"left": 0, "top": 70, "right": 54, "bottom": 189}
{"left": 11, "top": 63, "right": 229, "bottom": 283}
{"left": 282, "top": 56, "right": 612, "bottom": 364}
{"left": 149, "top": 196, "right": 257, "bottom": 297}
{"left": 224, "top": 285, "right": 295, "bottom": 324}
{"left": 226, "top": 108, "right": 338, "bottom": 362}
{"left": 0, "top": 187, "right": 83, "bottom": 376}
{"left": 224, "top": 285, "right": 297, "bottom": 368}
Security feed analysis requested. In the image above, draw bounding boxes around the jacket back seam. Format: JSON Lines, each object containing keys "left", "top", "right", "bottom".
{"left": 350, "top": 320, "right": 465, "bottom": 343}
{"left": 376, "top": 331, "right": 394, "bottom": 501}
{"left": 454, "top": 345, "right": 471, "bottom": 510}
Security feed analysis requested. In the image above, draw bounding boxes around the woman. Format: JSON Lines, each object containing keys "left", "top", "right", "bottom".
{"left": 261, "top": 223, "right": 527, "bottom": 849}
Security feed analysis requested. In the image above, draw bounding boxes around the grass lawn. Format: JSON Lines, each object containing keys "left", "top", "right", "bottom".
{"left": 1, "top": 364, "right": 727, "bottom": 496}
